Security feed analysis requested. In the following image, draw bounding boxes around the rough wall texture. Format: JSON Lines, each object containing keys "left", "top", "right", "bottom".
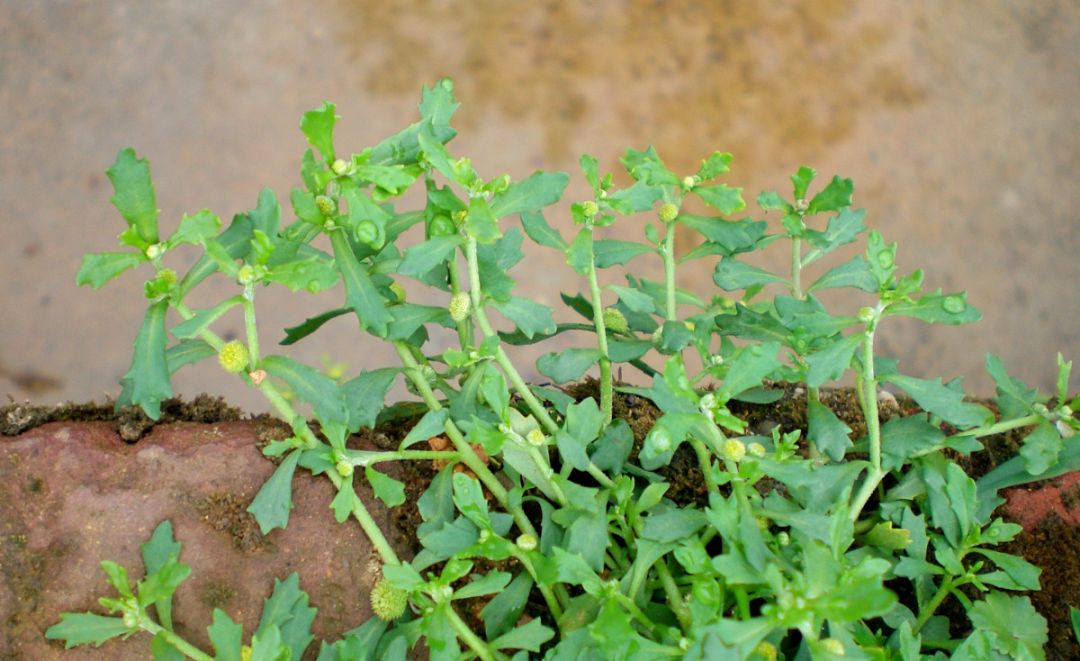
{"left": 1, "top": 1, "right": 1078, "bottom": 411}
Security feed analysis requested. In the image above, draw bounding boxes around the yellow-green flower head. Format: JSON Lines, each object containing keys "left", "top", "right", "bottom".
{"left": 658, "top": 202, "right": 679, "bottom": 223}
{"left": 315, "top": 195, "right": 336, "bottom": 217}
{"left": 723, "top": 438, "right": 746, "bottom": 463}
{"left": 145, "top": 243, "right": 165, "bottom": 260}
{"left": 581, "top": 200, "right": 599, "bottom": 218}
{"left": 331, "top": 159, "right": 349, "bottom": 176}
{"left": 526, "top": 429, "right": 546, "bottom": 447}
{"left": 449, "top": 291, "right": 471, "bottom": 322}
{"left": 335, "top": 459, "right": 354, "bottom": 478}
{"left": 240, "top": 646, "right": 253, "bottom": 661}
{"left": 820, "top": 638, "right": 845, "bottom": 655}
{"left": 516, "top": 533, "right": 538, "bottom": 551}
{"left": 748, "top": 442, "right": 766, "bottom": 458}
{"left": 752, "top": 641, "right": 778, "bottom": 661}
{"left": 602, "top": 308, "right": 629, "bottom": 334}
{"left": 218, "top": 341, "right": 250, "bottom": 374}
{"left": 370, "top": 578, "right": 408, "bottom": 621}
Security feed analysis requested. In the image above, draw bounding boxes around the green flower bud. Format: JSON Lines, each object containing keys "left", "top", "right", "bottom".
{"left": 857, "top": 306, "right": 876, "bottom": 324}
{"left": 748, "top": 442, "right": 766, "bottom": 458}
{"left": 218, "top": 341, "right": 251, "bottom": 374}
{"left": 157, "top": 268, "right": 177, "bottom": 286}
{"left": 682, "top": 175, "right": 696, "bottom": 190}
{"left": 723, "top": 438, "right": 746, "bottom": 463}
{"left": 336, "top": 459, "right": 354, "bottom": 478}
{"left": 602, "top": 308, "right": 628, "bottom": 334}
{"left": 581, "top": 200, "right": 599, "bottom": 218}
{"left": 237, "top": 264, "right": 258, "bottom": 285}
{"left": 516, "top": 533, "right": 538, "bottom": 551}
{"left": 431, "top": 583, "right": 453, "bottom": 604}
{"left": 819, "top": 638, "right": 845, "bottom": 655}
{"left": 777, "top": 531, "right": 790, "bottom": 547}
{"left": 752, "top": 641, "right": 778, "bottom": 661}
{"left": 429, "top": 214, "right": 456, "bottom": 237}
{"left": 122, "top": 609, "right": 139, "bottom": 629}
{"left": 648, "top": 427, "right": 672, "bottom": 453}
{"left": 370, "top": 578, "right": 408, "bottom": 621}
{"left": 795, "top": 198, "right": 809, "bottom": 213}
{"left": 145, "top": 243, "right": 165, "bottom": 260}
{"left": 354, "top": 220, "right": 379, "bottom": 246}
{"left": 315, "top": 195, "right": 336, "bottom": 217}
{"left": 331, "top": 159, "right": 349, "bottom": 175}
{"left": 658, "top": 202, "right": 679, "bottom": 223}
{"left": 526, "top": 429, "right": 546, "bottom": 447}
{"left": 449, "top": 291, "right": 471, "bottom": 322}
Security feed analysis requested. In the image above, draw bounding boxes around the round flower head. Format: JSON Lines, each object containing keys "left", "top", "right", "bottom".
{"left": 752, "top": 641, "right": 778, "bottom": 661}
{"left": 723, "top": 438, "right": 746, "bottom": 463}
{"left": 819, "top": 638, "right": 845, "bottom": 655}
{"left": 581, "top": 200, "right": 599, "bottom": 218}
{"left": 370, "top": 578, "right": 408, "bottom": 621}
{"left": 218, "top": 341, "right": 251, "bottom": 374}
{"left": 658, "top": 202, "right": 679, "bottom": 223}
{"left": 516, "top": 533, "right": 538, "bottom": 551}
{"left": 602, "top": 308, "right": 629, "bottom": 334}
{"left": 449, "top": 291, "right": 471, "bottom": 322}
{"left": 315, "top": 195, "right": 336, "bottom": 217}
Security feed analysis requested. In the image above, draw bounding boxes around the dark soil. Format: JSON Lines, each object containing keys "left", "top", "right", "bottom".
{"left": 2, "top": 385, "right": 1077, "bottom": 658}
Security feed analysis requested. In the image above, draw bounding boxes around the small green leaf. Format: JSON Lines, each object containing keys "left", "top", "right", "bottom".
{"left": 713, "top": 258, "right": 785, "bottom": 290}
{"left": 454, "top": 571, "right": 512, "bottom": 601}
{"left": 491, "top": 297, "right": 556, "bottom": 339}
{"left": 641, "top": 506, "right": 708, "bottom": 543}
{"left": 967, "top": 593, "right": 1047, "bottom": 659}
{"left": 604, "top": 180, "right": 664, "bottom": 214}
{"left": 107, "top": 148, "right": 159, "bottom": 245}
{"left": 165, "top": 339, "right": 215, "bottom": 375}
{"left": 808, "top": 255, "right": 878, "bottom": 293}
{"left": 694, "top": 184, "right": 746, "bottom": 215}
{"left": 118, "top": 301, "right": 173, "bottom": 420}
{"left": 490, "top": 171, "right": 569, "bottom": 217}
{"left": 398, "top": 235, "right": 462, "bottom": 280}
{"left": 45, "top": 613, "right": 133, "bottom": 648}
{"left": 565, "top": 228, "right": 592, "bottom": 276}
{"left": 974, "top": 549, "right": 1041, "bottom": 591}
{"left": 807, "top": 397, "right": 853, "bottom": 461}
{"left": 137, "top": 554, "right": 191, "bottom": 608}
{"left": 716, "top": 341, "right": 782, "bottom": 402}
{"left": 400, "top": 409, "right": 450, "bottom": 450}
{"left": 593, "top": 240, "right": 654, "bottom": 268}
{"left": 140, "top": 520, "right": 182, "bottom": 628}
{"left": 883, "top": 373, "right": 993, "bottom": 429}
{"left": 330, "top": 480, "right": 360, "bottom": 523}
{"left": 207, "top": 609, "right": 243, "bottom": 661}
{"left": 791, "top": 166, "right": 816, "bottom": 200}
{"left": 620, "top": 146, "right": 678, "bottom": 186}
{"left": 387, "top": 303, "right": 452, "bottom": 341}
{"left": 805, "top": 333, "right": 863, "bottom": 388}
{"left": 171, "top": 296, "right": 244, "bottom": 339}
{"left": 353, "top": 164, "right": 419, "bottom": 195}
{"left": 696, "top": 151, "right": 734, "bottom": 180}
{"left": 178, "top": 213, "right": 253, "bottom": 297}
{"left": 261, "top": 355, "right": 349, "bottom": 426}
{"left": 881, "top": 414, "right": 946, "bottom": 471}
{"left": 757, "top": 190, "right": 791, "bottom": 212}
{"left": 519, "top": 210, "right": 566, "bottom": 250}
{"left": 1019, "top": 420, "right": 1063, "bottom": 476}
{"left": 255, "top": 573, "right": 316, "bottom": 660}
{"left": 329, "top": 231, "right": 391, "bottom": 337}
{"left": 366, "top": 467, "right": 406, "bottom": 508}
{"left": 466, "top": 196, "right": 501, "bottom": 244}
{"left": 804, "top": 207, "right": 866, "bottom": 261}
{"left": 342, "top": 368, "right": 399, "bottom": 431}
{"left": 806, "top": 175, "right": 854, "bottom": 214}
{"left": 887, "top": 290, "right": 982, "bottom": 325}
{"left": 76, "top": 252, "right": 145, "bottom": 289}
{"left": 301, "top": 102, "right": 338, "bottom": 162}
{"left": 537, "top": 348, "right": 601, "bottom": 383}
{"left": 247, "top": 448, "right": 301, "bottom": 534}
{"left": 168, "top": 209, "right": 221, "bottom": 247}
{"left": 985, "top": 353, "right": 1038, "bottom": 419}
{"left": 490, "top": 618, "right": 555, "bottom": 653}
{"left": 609, "top": 285, "right": 655, "bottom": 314}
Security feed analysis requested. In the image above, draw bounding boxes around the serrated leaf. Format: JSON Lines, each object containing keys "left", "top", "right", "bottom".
{"left": 266, "top": 252, "right": 338, "bottom": 293}
{"left": 137, "top": 554, "right": 191, "bottom": 608}
{"left": 716, "top": 341, "right": 782, "bottom": 402}
{"left": 108, "top": 148, "right": 159, "bottom": 245}
{"left": 604, "top": 180, "right": 664, "bottom": 214}
{"left": 694, "top": 184, "right": 746, "bottom": 215}
{"left": 165, "top": 339, "right": 215, "bottom": 374}
{"left": 887, "top": 290, "right": 982, "bottom": 325}
{"left": 805, "top": 333, "right": 863, "bottom": 388}
{"left": 968, "top": 593, "right": 1047, "bottom": 660}
{"left": 757, "top": 190, "right": 790, "bottom": 211}
{"left": 593, "top": 239, "right": 654, "bottom": 268}
{"left": 985, "top": 353, "right": 1038, "bottom": 419}
{"left": 178, "top": 213, "right": 254, "bottom": 297}
{"left": 620, "top": 146, "right": 678, "bottom": 186}
{"left": 342, "top": 368, "right": 398, "bottom": 431}
{"left": 713, "top": 257, "right": 785, "bottom": 290}
{"left": 881, "top": 414, "right": 946, "bottom": 471}
{"left": 466, "top": 196, "right": 501, "bottom": 244}
{"left": 329, "top": 231, "right": 391, "bottom": 337}
{"left": 520, "top": 210, "right": 566, "bottom": 251}
{"left": 807, "top": 397, "right": 853, "bottom": 461}
{"left": 366, "top": 466, "right": 406, "bottom": 508}
{"left": 808, "top": 254, "right": 879, "bottom": 293}
{"left": 1019, "top": 420, "right": 1062, "bottom": 476}
{"left": 975, "top": 549, "right": 1041, "bottom": 591}
{"left": 169, "top": 209, "right": 221, "bottom": 247}
{"left": 490, "top": 171, "right": 569, "bottom": 218}
{"left": 45, "top": 613, "right": 132, "bottom": 648}
{"left": 208, "top": 609, "right": 244, "bottom": 661}
{"left": 353, "top": 164, "right": 419, "bottom": 195}
{"left": 118, "top": 301, "right": 172, "bottom": 420}
{"left": 301, "top": 102, "right": 338, "bottom": 161}
{"left": 883, "top": 373, "right": 993, "bottom": 429}
{"left": 536, "top": 348, "right": 601, "bottom": 383}
{"left": 255, "top": 573, "right": 316, "bottom": 660}
{"left": 791, "top": 166, "right": 816, "bottom": 200}
{"left": 807, "top": 175, "right": 853, "bottom": 214}
{"left": 678, "top": 216, "right": 768, "bottom": 256}
{"left": 387, "top": 303, "right": 452, "bottom": 341}
{"left": 491, "top": 297, "right": 556, "bottom": 339}
{"left": 261, "top": 355, "right": 348, "bottom": 426}
{"left": 140, "top": 520, "right": 182, "bottom": 628}
{"left": 696, "top": 151, "right": 734, "bottom": 180}
{"left": 247, "top": 449, "right": 301, "bottom": 534}
{"left": 330, "top": 480, "right": 360, "bottom": 523}
{"left": 565, "top": 228, "right": 591, "bottom": 276}
{"left": 398, "top": 235, "right": 462, "bottom": 280}
{"left": 804, "top": 207, "right": 866, "bottom": 260}
{"left": 171, "top": 295, "right": 244, "bottom": 339}
{"left": 76, "top": 252, "right": 145, "bottom": 289}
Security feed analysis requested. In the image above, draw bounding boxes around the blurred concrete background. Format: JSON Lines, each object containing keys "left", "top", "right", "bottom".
{"left": 1, "top": 0, "right": 1078, "bottom": 413}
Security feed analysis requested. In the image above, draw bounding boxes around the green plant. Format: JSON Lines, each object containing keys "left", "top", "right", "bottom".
{"left": 51, "top": 79, "right": 1079, "bottom": 660}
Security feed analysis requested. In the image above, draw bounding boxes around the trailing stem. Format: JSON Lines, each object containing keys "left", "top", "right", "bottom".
{"left": 584, "top": 225, "right": 614, "bottom": 425}
{"left": 849, "top": 322, "right": 883, "bottom": 522}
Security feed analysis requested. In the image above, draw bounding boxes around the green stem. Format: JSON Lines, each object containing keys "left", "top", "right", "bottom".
{"left": 654, "top": 558, "right": 693, "bottom": 632}
{"left": 585, "top": 226, "right": 613, "bottom": 425}
{"left": 956, "top": 413, "right": 1041, "bottom": 438}
{"left": 511, "top": 551, "right": 564, "bottom": 621}
{"left": 806, "top": 386, "right": 822, "bottom": 462}
{"left": 444, "top": 603, "right": 500, "bottom": 661}
{"left": 912, "top": 577, "right": 957, "bottom": 635}
{"left": 464, "top": 237, "right": 560, "bottom": 434}
{"left": 447, "top": 257, "right": 474, "bottom": 349}
{"left": 790, "top": 237, "right": 803, "bottom": 300}
{"left": 327, "top": 469, "right": 402, "bottom": 565}
{"left": 140, "top": 620, "right": 213, "bottom": 661}
{"left": 661, "top": 221, "right": 677, "bottom": 321}
{"left": 849, "top": 324, "right": 883, "bottom": 522}
{"left": 243, "top": 290, "right": 260, "bottom": 365}
{"left": 344, "top": 450, "right": 460, "bottom": 466}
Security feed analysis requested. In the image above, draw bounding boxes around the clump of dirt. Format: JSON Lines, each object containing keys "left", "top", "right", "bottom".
{"left": 189, "top": 491, "right": 269, "bottom": 553}
{"left": 0, "top": 394, "right": 241, "bottom": 440}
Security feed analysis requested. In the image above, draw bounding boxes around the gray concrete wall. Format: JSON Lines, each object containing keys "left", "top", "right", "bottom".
{"left": 2, "top": 1, "right": 1077, "bottom": 412}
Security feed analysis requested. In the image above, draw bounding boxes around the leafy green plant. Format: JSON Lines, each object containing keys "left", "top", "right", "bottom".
{"left": 52, "top": 79, "right": 1078, "bottom": 659}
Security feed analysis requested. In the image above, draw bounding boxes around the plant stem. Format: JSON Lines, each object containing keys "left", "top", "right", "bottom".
{"left": 790, "top": 237, "right": 803, "bottom": 300}
{"left": 584, "top": 225, "right": 613, "bottom": 425}
{"left": 345, "top": 450, "right": 460, "bottom": 466}
{"left": 140, "top": 620, "right": 213, "bottom": 661}
{"left": 806, "top": 386, "right": 822, "bottom": 462}
{"left": 956, "top": 413, "right": 1040, "bottom": 438}
{"left": 849, "top": 324, "right": 883, "bottom": 522}
{"left": 912, "top": 576, "right": 958, "bottom": 635}
{"left": 511, "top": 550, "right": 564, "bottom": 621}
{"left": 242, "top": 288, "right": 260, "bottom": 365}
{"left": 444, "top": 603, "right": 500, "bottom": 661}
{"left": 654, "top": 558, "right": 693, "bottom": 632}
{"left": 464, "top": 236, "right": 560, "bottom": 434}
{"left": 661, "top": 221, "right": 677, "bottom": 321}
{"left": 447, "top": 257, "right": 474, "bottom": 349}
